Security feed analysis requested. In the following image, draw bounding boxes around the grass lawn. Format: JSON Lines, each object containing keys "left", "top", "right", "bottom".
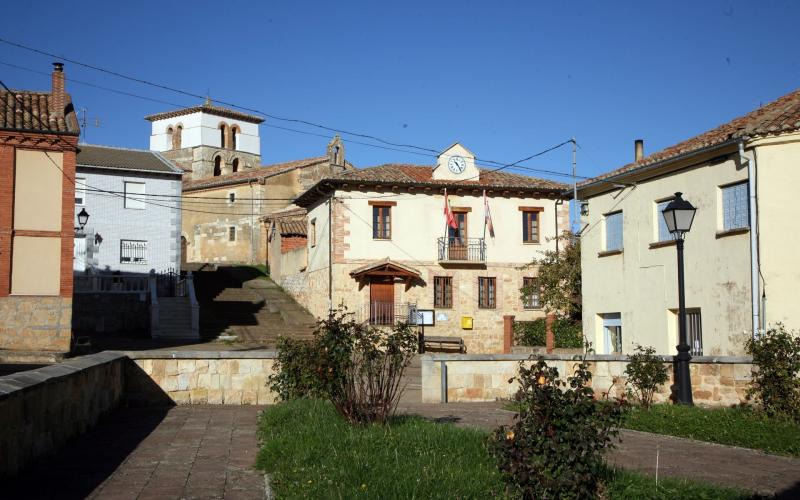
{"left": 257, "top": 399, "right": 749, "bottom": 499}
{"left": 623, "top": 404, "right": 800, "bottom": 457}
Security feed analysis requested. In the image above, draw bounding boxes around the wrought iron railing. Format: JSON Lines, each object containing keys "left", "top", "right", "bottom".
{"left": 355, "top": 302, "right": 419, "bottom": 326}
{"left": 74, "top": 273, "right": 149, "bottom": 293}
{"left": 437, "top": 237, "right": 486, "bottom": 262}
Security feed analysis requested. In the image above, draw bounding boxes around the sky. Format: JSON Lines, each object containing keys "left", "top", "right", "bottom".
{"left": 1, "top": 0, "right": 798, "bottom": 184}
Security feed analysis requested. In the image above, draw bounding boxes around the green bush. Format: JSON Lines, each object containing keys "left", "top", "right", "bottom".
{"left": 624, "top": 345, "right": 669, "bottom": 408}
{"left": 745, "top": 323, "right": 800, "bottom": 421}
{"left": 269, "top": 307, "right": 418, "bottom": 425}
{"left": 514, "top": 319, "right": 546, "bottom": 346}
{"left": 553, "top": 318, "right": 583, "bottom": 349}
{"left": 490, "top": 355, "right": 628, "bottom": 498}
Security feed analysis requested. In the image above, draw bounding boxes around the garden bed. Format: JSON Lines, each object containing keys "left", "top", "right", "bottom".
{"left": 256, "top": 399, "right": 748, "bottom": 499}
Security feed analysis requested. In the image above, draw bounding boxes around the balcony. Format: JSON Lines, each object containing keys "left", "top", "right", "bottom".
{"left": 437, "top": 237, "right": 486, "bottom": 264}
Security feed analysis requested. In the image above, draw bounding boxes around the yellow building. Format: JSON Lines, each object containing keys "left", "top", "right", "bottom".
{"left": 577, "top": 88, "right": 800, "bottom": 356}
{"left": 289, "top": 143, "right": 570, "bottom": 353}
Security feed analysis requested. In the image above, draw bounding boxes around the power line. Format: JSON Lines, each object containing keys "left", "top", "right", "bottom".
{"left": 0, "top": 39, "right": 581, "bottom": 181}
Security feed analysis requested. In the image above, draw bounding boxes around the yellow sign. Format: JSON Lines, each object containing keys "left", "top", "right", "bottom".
{"left": 461, "top": 316, "right": 473, "bottom": 329}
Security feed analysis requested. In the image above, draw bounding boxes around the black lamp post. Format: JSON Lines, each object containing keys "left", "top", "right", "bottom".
{"left": 662, "top": 192, "right": 697, "bottom": 405}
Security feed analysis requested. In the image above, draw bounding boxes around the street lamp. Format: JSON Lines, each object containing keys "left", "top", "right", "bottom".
{"left": 662, "top": 192, "right": 697, "bottom": 405}
{"left": 76, "top": 208, "right": 90, "bottom": 233}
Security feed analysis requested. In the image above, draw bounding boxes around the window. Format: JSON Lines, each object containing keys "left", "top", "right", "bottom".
{"left": 228, "top": 226, "right": 236, "bottom": 242}
{"left": 124, "top": 182, "right": 145, "bottom": 210}
{"left": 521, "top": 209, "right": 541, "bottom": 243}
{"left": 231, "top": 127, "right": 238, "bottom": 150}
{"left": 722, "top": 182, "right": 749, "bottom": 231}
{"left": 310, "top": 218, "right": 316, "bottom": 247}
{"left": 213, "top": 156, "right": 222, "bottom": 177}
{"left": 75, "top": 177, "right": 86, "bottom": 205}
{"left": 686, "top": 309, "right": 703, "bottom": 356}
{"left": 232, "top": 158, "right": 239, "bottom": 173}
{"left": 373, "top": 205, "right": 391, "bottom": 239}
{"left": 656, "top": 200, "right": 673, "bottom": 242}
{"left": 602, "top": 313, "right": 622, "bottom": 354}
{"left": 174, "top": 125, "right": 182, "bottom": 149}
{"left": 219, "top": 124, "right": 228, "bottom": 149}
{"left": 229, "top": 192, "right": 235, "bottom": 203}
{"left": 120, "top": 240, "right": 147, "bottom": 264}
{"left": 605, "top": 211, "right": 623, "bottom": 251}
{"left": 434, "top": 276, "right": 453, "bottom": 308}
{"left": 166, "top": 126, "right": 174, "bottom": 150}
{"left": 478, "top": 277, "right": 496, "bottom": 309}
{"left": 522, "top": 277, "right": 541, "bottom": 309}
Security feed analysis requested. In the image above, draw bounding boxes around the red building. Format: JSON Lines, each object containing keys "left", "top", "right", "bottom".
{"left": 0, "top": 63, "right": 80, "bottom": 356}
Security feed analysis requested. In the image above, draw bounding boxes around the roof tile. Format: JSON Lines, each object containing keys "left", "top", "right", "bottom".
{"left": 0, "top": 90, "right": 79, "bottom": 135}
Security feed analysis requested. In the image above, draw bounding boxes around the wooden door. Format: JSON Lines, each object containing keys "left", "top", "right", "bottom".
{"left": 370, "top": 279, "right": 395, "bottom": 325}
{"left": 447, "top": 212, "right": 468, "bottom": 260}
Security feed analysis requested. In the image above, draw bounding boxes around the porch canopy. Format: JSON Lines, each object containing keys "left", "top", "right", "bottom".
{"left": 349, "top": 258, "right": 421, "bottom": 282}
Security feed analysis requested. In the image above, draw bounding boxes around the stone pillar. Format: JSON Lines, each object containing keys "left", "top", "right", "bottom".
{"left": 503, "top": 315, "right": 514, "bottom": 354}
{"left": 545, "top": 313, "right": 556, "bottom": 353}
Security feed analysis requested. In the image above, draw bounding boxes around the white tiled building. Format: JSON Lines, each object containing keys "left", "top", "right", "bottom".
{"left": 74, "top": 144, "right": 183, "bottom": 274}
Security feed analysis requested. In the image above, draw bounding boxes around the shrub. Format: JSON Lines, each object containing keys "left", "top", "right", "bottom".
{"left": 553, "top": 318, "right": 583, "bottom": 349}
{"left": 269, "top": 307, "right": 418, "bottom": 425}
{"left": 268, "top": 336, "right": 325, "bottom": 400}
{"left": 491, "top": 355, "right": 627, "bottom": 498}
{"left": 745, "top": 324, "right": 800, "bottom": 421}
{"left": 514, "top": 319, "right": 546, "bottom": 346}
{"left": 624, "top": 345, "right": 669, "bottom": 408}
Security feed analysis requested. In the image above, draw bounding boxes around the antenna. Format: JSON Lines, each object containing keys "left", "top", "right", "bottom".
{"left": 79, "top": 107, "right": 102, "bottom": 143}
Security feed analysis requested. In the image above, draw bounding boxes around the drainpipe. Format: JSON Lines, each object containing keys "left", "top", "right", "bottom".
{"left": 328, "top": 194, "right": 333, "bottom": 313}
{"left": 739, "top": 141, "right": 760, "bottom": 338}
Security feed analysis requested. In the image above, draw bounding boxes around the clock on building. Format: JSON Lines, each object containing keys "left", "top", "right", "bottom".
{"left": 448, "top": 155, "right": 466, "bottom": 174}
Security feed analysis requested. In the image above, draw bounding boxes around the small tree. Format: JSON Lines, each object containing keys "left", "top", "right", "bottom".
{"left": 745, "top": 324, "right": 800, "bottom": 421}
{"left": 491, "top": 354, "right": 627, "bottom": 498}
{"left": 521, "top": 231, "right": 581, "bottom": 321}
{"left": 624, "top": 345, "right": 669, "bottom": 408}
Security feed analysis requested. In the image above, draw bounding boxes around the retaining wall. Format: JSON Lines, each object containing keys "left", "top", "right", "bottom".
{"left": 422, "top": 353, "right": 755, "bottom": 406}
{"left": 0, "top": 351, "right": 127, "bottom": 477}
{"left": 126, "top": 350, "right": 278, "bottom": 405}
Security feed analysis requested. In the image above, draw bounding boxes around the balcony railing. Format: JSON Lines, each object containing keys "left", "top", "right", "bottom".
{"left": 437, "top": 237, "right": 486, "bottom": 263}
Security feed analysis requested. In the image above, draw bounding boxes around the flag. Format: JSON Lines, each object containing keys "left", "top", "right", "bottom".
{"left": 443, "top": 189, "right": 458, "bottom": 229}
{"left": 483, "top": 190, "right": 495, "bottom": 238}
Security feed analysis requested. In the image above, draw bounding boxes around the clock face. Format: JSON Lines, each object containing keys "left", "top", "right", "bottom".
{"left": 448, "top": 156, "right": 467, "bottom": 174}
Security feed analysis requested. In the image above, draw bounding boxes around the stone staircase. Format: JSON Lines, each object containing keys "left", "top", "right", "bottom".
{"left": 194, "top": 266, "right": 316, "bottom": 348}
{"left": 154, "top": 297, "right": 196, "bottom": 339}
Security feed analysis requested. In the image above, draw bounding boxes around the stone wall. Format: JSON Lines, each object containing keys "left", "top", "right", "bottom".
{"left": 126, "top": 351, "right": 277, "bottom": 405}
{"left": 0, "top": 296, "right": 72, "bottom": 352}
{"left": 0, "top": 351, "right": 126, "bottom": 477}
{"left": 422, "top": 353, "right": 754, "bottom": 407}
{"left": 72, "top": 293, "right": 149, "bottom": 334}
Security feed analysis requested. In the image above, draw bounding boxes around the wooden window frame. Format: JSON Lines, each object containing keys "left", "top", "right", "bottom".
{"left": 522, "top": 277, "right": 541, "bottom": 310}
{"left": 520, "top": 207, "right": 542, "bottom": 244}
{"left": 433, "top": 276, "right": 453, "bottom": 309}
{"left": 372, "top": 204, "right": 392, "bottom": 240}
{"left": 310, "top": 218, "right": 317, "bottom": 247}
{"left": 478, "top": 277, "right": 496, "bottom": 309}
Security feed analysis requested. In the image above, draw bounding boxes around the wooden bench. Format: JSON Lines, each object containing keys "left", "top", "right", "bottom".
{"left": 422, "top": 335, "right": 465, "bottom": 353}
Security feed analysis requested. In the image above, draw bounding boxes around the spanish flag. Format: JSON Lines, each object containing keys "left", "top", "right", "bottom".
{"left": 483, "top": 190, "right": 495, "bottom": 238}
{"left": 444, "top": 189, "right": 458, "bottom": 229}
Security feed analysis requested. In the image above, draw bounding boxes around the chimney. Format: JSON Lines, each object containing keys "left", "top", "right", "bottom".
{"left": 51, "top": 62, "right": 65, "bottom": 116}
{"left": 634, "top": 139, "right": 644, "bottom": 163}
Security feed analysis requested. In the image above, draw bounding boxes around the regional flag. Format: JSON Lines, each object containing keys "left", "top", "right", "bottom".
{"left": 483, "top": 190, "right": 495, "bottom": 238}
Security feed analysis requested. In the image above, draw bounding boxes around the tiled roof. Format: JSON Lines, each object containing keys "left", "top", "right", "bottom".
{"left": 77, "top": 144, "right": 182, "bottom": 175}
{"left": 0, "top": 90, "right": 80, "bottom": 135}
{"left": 183, "top": 156, "right": 327, "bottom": 191}
{"left": 349, "top": 258, "right": 422, "bottom": 279}
{"left": 278, "top": 219, "right": 307, "bottom": 237}
{"left": 144, "top": 103, "right": 264, "bottom": 124}
{"left": 294, "top": 163, "right": 568, "bottom": 206}
{"left": 580, "top": 87, "right": 800, "bottom": 190}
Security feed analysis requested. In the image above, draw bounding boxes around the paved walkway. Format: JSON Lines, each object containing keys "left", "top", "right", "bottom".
{"left": 8, "top": 406, "right": 265, "bottom": 500}
{"left": 397, "top": 401, "right": 800, "bottom": 497}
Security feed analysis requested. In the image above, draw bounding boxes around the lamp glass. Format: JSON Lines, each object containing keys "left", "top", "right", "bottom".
{"left": 77, "top": 208, "right": 89, "bottom": 228}
{"left": 661, "top": 192, "right": 696, "bottom": 235}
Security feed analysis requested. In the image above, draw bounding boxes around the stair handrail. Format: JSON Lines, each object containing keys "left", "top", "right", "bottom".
{"left": 149, "top": 269, "right": 159, "bottom": 336}
{"left": 187, "top": 271, "right": 200, "bottom": 337}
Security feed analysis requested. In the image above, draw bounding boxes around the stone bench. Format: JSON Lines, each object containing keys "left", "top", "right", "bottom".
{"left": 422, "top": 335, "right": 465, "bottom": 353}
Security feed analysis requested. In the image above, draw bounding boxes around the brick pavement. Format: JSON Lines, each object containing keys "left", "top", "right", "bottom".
{"left": 7, "top": 405, "right": 265, "bottom": 500}
{"left": 397, "top": 401, "right": 800, "bottom": 497}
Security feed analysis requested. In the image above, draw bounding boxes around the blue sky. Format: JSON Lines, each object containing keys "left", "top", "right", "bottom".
{"left": 1, "top": 0, "right": 798, "bottom": 183}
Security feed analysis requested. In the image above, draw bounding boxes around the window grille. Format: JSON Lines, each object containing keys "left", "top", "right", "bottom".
{"left": 605, "top": 211, "right": 623, "bottom": 251}
{"left": 522, "top": 277, "right": 541, "bottom": 309}
{"left": 229, "top": 227, "right": 236, "bottom": 242}
{"left": 478, "top": 277, "right": 496, "bottom": 309}
{"left": 120, "top": 240, "right": 147, "bottom": 264}
{"left": 373, "top": 205, "right": 391, "bottom": 239}
{"left": 434, "top": 276, "right": 453, "bottom": 308}
{"left": 722, "top": 182, "right": 749, "bottom": 230}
